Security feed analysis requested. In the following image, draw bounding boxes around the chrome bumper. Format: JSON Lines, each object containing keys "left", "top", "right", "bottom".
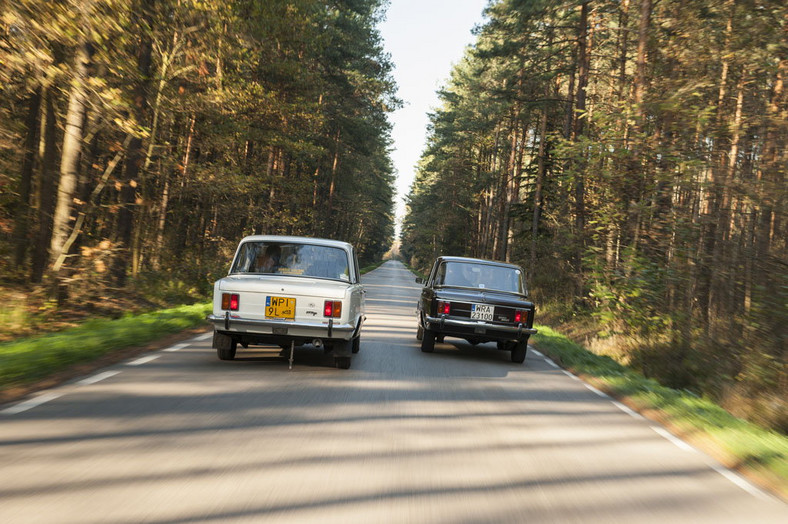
{"left": 207, "top": 313, "right": 358, "bottom": 340}
{"left": 425, "top": 315, "right": 537, "bottom": 337}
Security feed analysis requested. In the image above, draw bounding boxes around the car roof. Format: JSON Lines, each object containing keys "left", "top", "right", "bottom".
{"left": 437, "top": 256, "right": 523, "bottom": 270}
{"left": 238, "top": 235, "right": 354, "bottom": 251}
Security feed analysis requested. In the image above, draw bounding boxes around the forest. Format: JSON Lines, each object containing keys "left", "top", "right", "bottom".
{"left": 0, "top": 0, "right": 398, "bottom": 301}
{"left": 401, "top": 0, "right": 785, "bottom": 432}
{"left": 1, "top": 1, "right": 785, "bottom": 433}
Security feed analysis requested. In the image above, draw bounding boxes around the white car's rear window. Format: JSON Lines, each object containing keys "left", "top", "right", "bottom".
{"left": 231, "top": 242, "right": 351, "bottom": 282}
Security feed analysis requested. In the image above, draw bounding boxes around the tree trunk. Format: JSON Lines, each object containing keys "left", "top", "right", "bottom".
{"left": 49, "top": 41, "right": 90, "bottom": 272}
{"left": 31, "top": 90, "right": 59, "bottom": 283}
{"left": 12, "top": 87, "right": 42, "bottom": 270}
{"left": 112, "top": 0, "right": 154, "bottom": 287}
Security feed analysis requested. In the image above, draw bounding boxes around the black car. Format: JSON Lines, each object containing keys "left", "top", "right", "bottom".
{"left": 416, "top": 256, "right": 537, "bottom": 363}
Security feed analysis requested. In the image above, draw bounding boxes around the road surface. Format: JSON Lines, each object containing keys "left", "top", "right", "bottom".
{"left": 1, "top": 261, "right": 785, "bottom": 523}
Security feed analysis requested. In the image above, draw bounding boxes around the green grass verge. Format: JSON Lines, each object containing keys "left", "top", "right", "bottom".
{"left": 0, "top": 303, "right": 211, "bottom": 390}
{"left": 533, "top": 324, "right": 788, "bottom": 496}
{"left": 360, "top": 260, "right": 386, "bottom": 274}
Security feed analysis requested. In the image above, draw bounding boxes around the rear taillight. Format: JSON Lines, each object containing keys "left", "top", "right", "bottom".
{"left": 324, "top": 300, "right": 342, "bottom": 318}
{"left": 514, "top": 310, "right": 527, "bottom": 323}
{"left": 436, "top": 300, "right": 450, "bottom": 315}
{"left": 222, "top": 293, "right": 239, "bottom": 311}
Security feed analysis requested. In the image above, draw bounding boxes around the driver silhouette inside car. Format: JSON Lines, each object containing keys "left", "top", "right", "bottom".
{"left": 255, "top": 245, "right": 281, "bottom": 273}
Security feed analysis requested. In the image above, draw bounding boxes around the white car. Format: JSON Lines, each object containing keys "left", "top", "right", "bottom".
{"left": 207, "top": 235, "right": 365, "bottom": 369}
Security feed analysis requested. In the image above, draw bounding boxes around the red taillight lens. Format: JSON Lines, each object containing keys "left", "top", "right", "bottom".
{"left": 324, "top": 300, "right": 342, "bottom": 318}
{"left": 222, "top": 293, "right": 239, "bottom": 311}
{"left": 514, "top": 310, "right": 526, "bottom": 323}
{"left": 437, "top": 301, "right": 450, "bottom": 315}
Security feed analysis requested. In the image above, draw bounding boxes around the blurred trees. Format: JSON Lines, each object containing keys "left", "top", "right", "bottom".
{"left": 1, "top": 0, "right": 398, "bottom": 295}
{"left": 402, "top": 0, "right": 786, "bottom": 431}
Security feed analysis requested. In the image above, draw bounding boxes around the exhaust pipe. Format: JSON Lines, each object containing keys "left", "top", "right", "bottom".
{"left": 312, "top": 338, "right": 323, "bottom": 348}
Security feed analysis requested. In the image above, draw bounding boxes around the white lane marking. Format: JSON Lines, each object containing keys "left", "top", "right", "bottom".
{"left": 1, "top": 392, "right": 63, "bottom": 415}
{"left": 651, "top": 426, "right": 695, "bottom": 452}
{"left": 127, "top": 355, "right": 160, "bottom": 366}
{"left": 710, "top": 463, "right": 772, "bottom": 501}
{"left": 612, "top": 400, "right": 646, "bottom": 421}
{"left": 164, "top": 342, "right": 189, "bottom": 352}
{"left": 193, "top": 332, "right": 213, "bottom": 341}
{"left": 537, "top": 351, "right": 770, "bottom": 501}
{"left": 545, "top": 359, "right": 559, "bottom": 369}
{"left": 531, "top": 349, "right": 544, "bottom": 357}
{"left": 584, "top": 383, "right": 609, "bottom": 398}
{"left": 77, "top": 371, "right": 120, "bottom": 386}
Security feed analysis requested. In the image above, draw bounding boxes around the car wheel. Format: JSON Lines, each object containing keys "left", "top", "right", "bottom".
{"left": 335, "top": 356, "right": 351, "bottom": 369}
{"left": 416, "top": 325, "right": 424, "bottom": 341}
{"left": 498, "top": 341, "right": 516, "bottom": 351}
{"left": 217, "top": 339, "right": 237, "bottom": 361}
{"left": 351, "top": 336, "right": 360, "bottom": 354}
{"left": 511, "top": 342, "right": 527, "bottom": 363}
{"left": 436, "top": 335, "right": 445, "bottom": 343}
{"left": 421, "top": 329, "right": 436, "bottom": 353}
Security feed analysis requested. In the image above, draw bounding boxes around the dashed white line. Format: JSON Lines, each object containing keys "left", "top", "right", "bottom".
{"left": 584, "top": 383, "right": 609, "bottom": 398}
{"left": 1, "top": 392, "right": 63, "bottom": 415}
{"left": 127, "top": 355, "right": 160, "bottom": 366}
{"left": 651, "top": 426, "right": 695, "bottom": 452}
{"left": 710, "top": 464, "right": 772, "bottom": 501}
{"left": 533, "top": 350, "right": 771, "bottom": 500}
{"left": 77, "top": 371, "right": 120, "bottom": 386}
{"left": 612, "top": 400, "right": 646, "bottom": 421}
{"left": 164, "top": 342, "right": 189, "bottom": 352}
{"left": 193, "top": 332, "right": 213, "bottom": 341}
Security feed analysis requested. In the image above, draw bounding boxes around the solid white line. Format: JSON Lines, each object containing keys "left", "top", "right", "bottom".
{"left": 127, "top": 355, "right": 160, "bottom": 366}
{"left": 612, "top": 400, "right": 646, "bottom": 420}
{"left": 531, "top": 349, "right": 544, "bottom": 357}
{"left": 584, "top": 383, "right": 609, "bottom": 398}
{"left": 1, "top": 392, "right": 63, "bottom": 415}
{"left": 651, "top": 426, "right": 695, "bottom": 452}
{"left": 164, "top": 342, "right": 189, "bottom": 352}
{"left": 545, "top": 359, "right": 559, "bottom": 369}
{"left": 562, "top": 370, "right": 581, "bottom": 381}
{"left": 77, "top": 371, "right": 120, "bottom": 386}
{"left": 193, "top": 332, "right": 213, "bottom": 341}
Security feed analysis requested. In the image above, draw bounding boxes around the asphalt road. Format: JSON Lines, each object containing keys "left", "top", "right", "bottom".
{"left": 1, "top": 260, "right": 785, "bottom": 523}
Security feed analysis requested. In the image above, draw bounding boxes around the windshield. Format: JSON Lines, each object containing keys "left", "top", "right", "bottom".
{"left": 230, "top": 242, "right": 351, "bottom": 282}
{"left": 434, "top": 261, "right": 524, "bottom": 294}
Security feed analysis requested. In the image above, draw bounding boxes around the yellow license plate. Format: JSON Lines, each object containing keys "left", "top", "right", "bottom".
{"left": 265, "top": 296, "right": 295, "bottom": 320}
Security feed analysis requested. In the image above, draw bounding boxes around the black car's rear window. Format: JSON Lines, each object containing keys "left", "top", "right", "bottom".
{"left": 434, "top": 261, "right": 524, "bottom": 294}
{"left": 230, "top": 242, "right": 351, "bottom": 282}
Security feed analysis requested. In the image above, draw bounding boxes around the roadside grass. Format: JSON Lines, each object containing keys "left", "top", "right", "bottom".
{"left": 360, "top": 260, "right": 386, "bottom": 274}
{"left": 533, "top": 324, "right": 788, "bottom": 499}
{"left": 0, "top": 303, "right": 211, "bottom": 391}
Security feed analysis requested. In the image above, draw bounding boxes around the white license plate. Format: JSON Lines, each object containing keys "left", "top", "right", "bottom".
{"left": 470, "top": 304, "right": 493, "bottom": 321}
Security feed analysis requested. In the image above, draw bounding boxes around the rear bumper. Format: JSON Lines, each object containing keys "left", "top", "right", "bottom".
{"left": 207, "top": 313, "right": 358, "bottom": 342}
{"left": 424, "top": 314, "right": 537, "bottom": 340}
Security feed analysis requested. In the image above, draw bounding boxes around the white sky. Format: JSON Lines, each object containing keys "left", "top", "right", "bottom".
{"left": 378, "top": 0, "right": 488, "bottom": 234}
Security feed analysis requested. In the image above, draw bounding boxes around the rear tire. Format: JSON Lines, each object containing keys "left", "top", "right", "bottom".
{"left": 335, "top": 356, "right": 351, "bottom": 369}
{"left": 217, "top": 340, "right": 237, "bottom": 361}
{"left": 421, "top": 329, "right": 436, "bottom": 353}
{"left": 511, "top": 342, "right": 527, "bottom": 363}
